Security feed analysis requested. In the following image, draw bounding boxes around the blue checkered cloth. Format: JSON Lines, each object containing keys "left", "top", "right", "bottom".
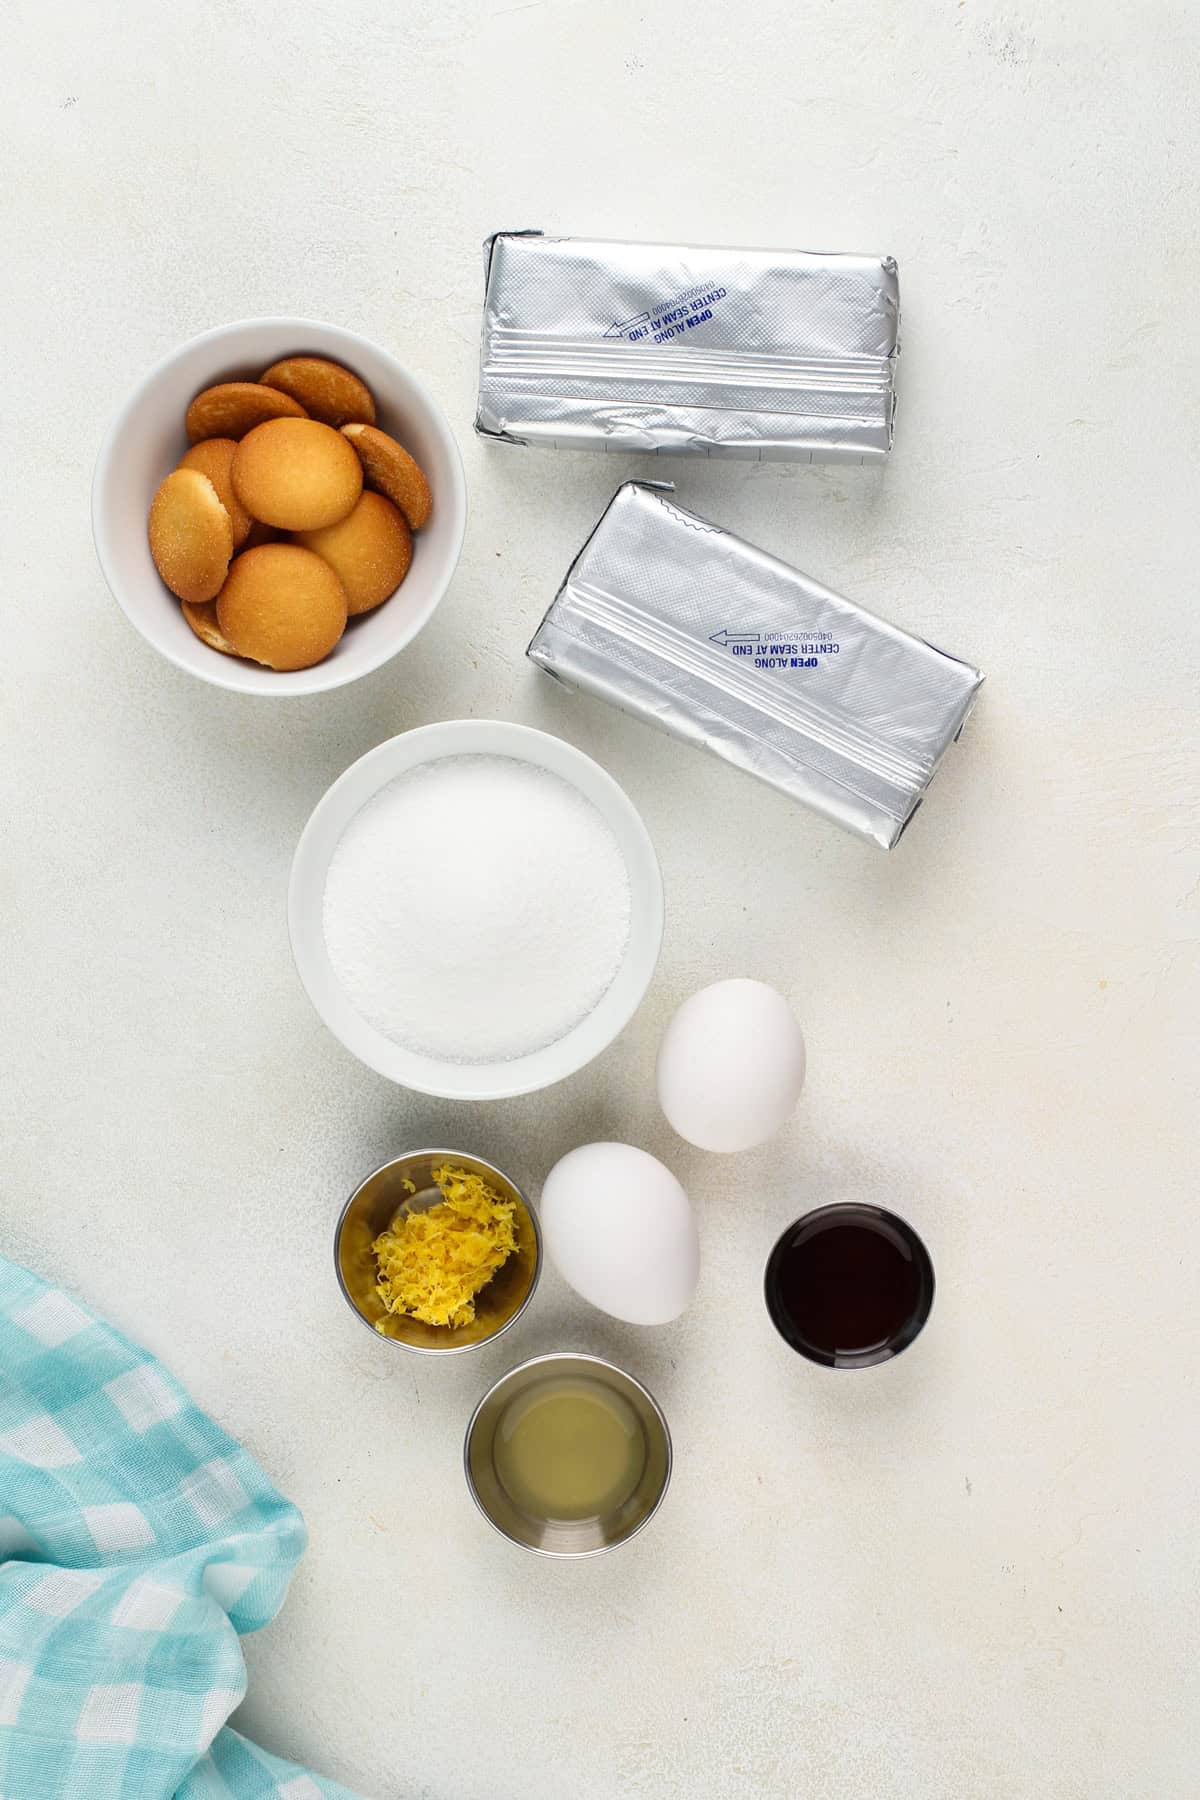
{"left": 0, "top": 1257, "right": 362, "bottom": 1799}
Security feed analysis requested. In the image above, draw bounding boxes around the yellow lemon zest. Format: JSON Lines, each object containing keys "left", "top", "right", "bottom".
{"left": 372, "top": 1164, "right": 518, "bottom": 1330}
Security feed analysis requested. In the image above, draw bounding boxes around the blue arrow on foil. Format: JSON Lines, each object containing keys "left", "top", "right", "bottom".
{"left": 709, "top": 629, "right": 761, "bottom": 647}
{"left": 604, "top": 311, "right": 652, "bottom": 339}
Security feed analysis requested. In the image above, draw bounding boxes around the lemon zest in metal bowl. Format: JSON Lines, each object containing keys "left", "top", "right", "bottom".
{"left": 372, "top": 1164, "right": 518, "bottom": 1330}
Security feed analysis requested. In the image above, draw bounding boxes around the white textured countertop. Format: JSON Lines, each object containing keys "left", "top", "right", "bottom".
{"left": 3, "top": 3, "right": 1197, "bottom": 1796}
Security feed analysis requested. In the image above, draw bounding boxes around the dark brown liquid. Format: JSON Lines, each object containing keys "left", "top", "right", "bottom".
{"left": 765, "top": 1207, "right": 933, "bottom": 1366}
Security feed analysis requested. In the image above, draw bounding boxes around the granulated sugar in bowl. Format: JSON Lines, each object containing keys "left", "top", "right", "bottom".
{"left": 288, "top": 721, "right": 664, "bottom": 1100}
{"left": 324, "top": 756, "right": 630, "bottom": 1061}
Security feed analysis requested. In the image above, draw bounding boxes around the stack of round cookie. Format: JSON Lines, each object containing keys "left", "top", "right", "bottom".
{"left": 146, "top": 356, "right": 433, "bottom": 672}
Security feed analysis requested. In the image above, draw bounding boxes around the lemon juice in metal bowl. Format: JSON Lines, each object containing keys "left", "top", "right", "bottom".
{"left": 464, "top": 1353, "right": 671, "bottom": 1557}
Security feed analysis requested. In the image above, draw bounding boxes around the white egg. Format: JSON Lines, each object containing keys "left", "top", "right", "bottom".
{"left": 540, "top": 1142, "right": 699, "bottom": 1326}
{"left": 656, "top": 977, "right": 806, "bottom": 1153}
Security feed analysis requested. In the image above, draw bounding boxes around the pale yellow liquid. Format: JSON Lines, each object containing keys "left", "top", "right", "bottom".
{"left": 492, "top": 1376, "right": 646, "bottom": 1522}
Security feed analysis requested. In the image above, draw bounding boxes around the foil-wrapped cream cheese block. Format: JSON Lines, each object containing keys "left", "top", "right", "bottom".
{"left": 527, "top": 483, "right": 983, "bottom": 849}
{"left": 476, "top": 231, "right": 900, "bottom": 461}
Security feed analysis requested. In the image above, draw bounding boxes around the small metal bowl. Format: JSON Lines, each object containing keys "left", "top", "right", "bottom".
{"left": 334, "top": 1149, "right": 541, "bottom": 1355}
{"left": 464, "top": 1352, "right": 672, "bottom": 1557}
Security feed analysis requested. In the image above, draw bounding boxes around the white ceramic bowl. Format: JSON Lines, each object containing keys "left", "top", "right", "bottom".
{"left": 91, "top": 317, "right": 467, "bottom": 696}
{"left": 288, "top": 721, "right": 664, "bottom": 1099}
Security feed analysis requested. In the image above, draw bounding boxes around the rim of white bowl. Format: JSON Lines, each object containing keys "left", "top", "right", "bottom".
{"left": 90, "top": 316, "right": 467, "bottom": 697}
{"left": 288, "top": 720, "right": 665, "bottom": 1099}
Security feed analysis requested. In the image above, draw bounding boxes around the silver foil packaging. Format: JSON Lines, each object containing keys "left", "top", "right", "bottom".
{"left": 476, "top": 231, "right": 899, "bottom": 462}
{"left": 528, "top": 483, "right": 983, "bottom": 849}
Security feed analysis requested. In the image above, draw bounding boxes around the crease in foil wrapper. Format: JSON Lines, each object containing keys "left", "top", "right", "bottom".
{"left": 527, "top": 483, "right": 983, "bottom": 850}
{"left": 476, "top": 230, "right": 899, "bottom": 462}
